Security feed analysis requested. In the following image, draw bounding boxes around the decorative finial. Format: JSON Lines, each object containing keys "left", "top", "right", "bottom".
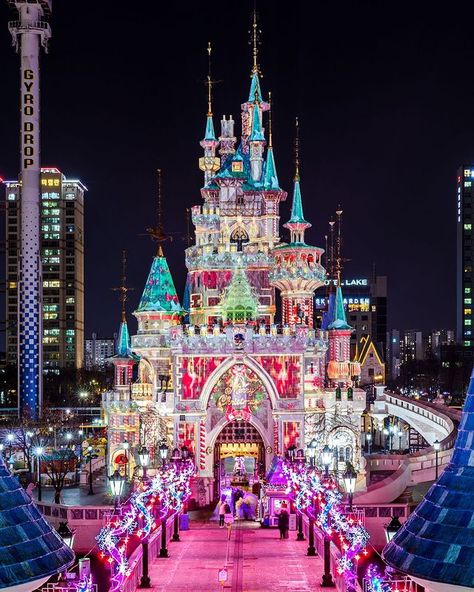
{"left": 335, "top": 207, "right": 344, "bottom": 279}
{"left": 112, "top": 250, "right": 134, "bottom": 321}
{"left": 294, "top": 116, "right": 300, "bottom": 181}
{"left": 146, "top": 168, "right": 169, "bottom": 255}
{"left": 249, "top": 8, "right": 262, "bottom": 76}
{"left": 268, "top": 91, "right": 273, "bottom": 148}
{"left": 206, "top": 41, "right": 213, "bottom": 116}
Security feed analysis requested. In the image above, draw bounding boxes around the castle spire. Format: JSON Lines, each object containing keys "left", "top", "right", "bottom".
{"left": 284, "top": 118, "right": 311, "bottom": 243}
{"left": 199, "top": 43, "right": 220, "bottom": 184}
{"left": 111, "top": 251, "right": 136, "bottom": 358}
{"left": 146, "top": 169, "right": 169, "bottom": 256}
{"left": 263, "top": 92, "right": 280, "bottom": 190}
{"left": 247, "top": 9, "right": 263, "bottom": 103}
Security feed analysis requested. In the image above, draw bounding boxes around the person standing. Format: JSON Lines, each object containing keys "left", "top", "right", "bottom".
{"left": 278, "top": 503, "right": 290, "bottom": 540}
{"left": 218, "top": 494, "right": 227, "bottom": 528}
{"left": 224, "top": 502, "right": 234, "bottom": 540}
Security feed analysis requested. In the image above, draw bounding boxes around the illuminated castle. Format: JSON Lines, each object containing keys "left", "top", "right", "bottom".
{"left": 103, "top": 16, "right": 365, "bottom": 505}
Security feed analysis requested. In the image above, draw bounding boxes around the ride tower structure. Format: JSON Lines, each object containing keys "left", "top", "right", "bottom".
{"left": 7, "top": 0, "right": 52, "bottom": 419}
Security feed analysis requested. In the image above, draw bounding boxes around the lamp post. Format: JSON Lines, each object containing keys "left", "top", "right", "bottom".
{"left": 384, "top": 515, "right": 402, "bottom": 544}
{"left": 433, "top": 439, "right": 440, "bottom": 480}
{"left": 57, "top": 521, "right": 76, "bottom": 549}
{"left": 139, "top": 534, "right": 151, "bottom": 588}
{"left": 321, "top": 534, "right": 335, "bottom": 587}
{"left": 171, "top": 447, "right": 181, "bottom": 464}
{"left": 343, "top": 465, "right": 357, "bottom": 511}
{"left": 383, "top": 428, "right": 389, "bottom": 451}
{"left": 6, "top": 433, "right": 15, "bottom": 470}
{"left": 34, "top": 446, "right": 44, "bottom": 502}
{"left": 321, "top": 445, "right": 332, "bottom": 478}
{"left": 109, "top": 469, "right": 126, "bottom": 512}
{"left": 306, "top": 438, "right": 317, "bottom": 468}
{"left": 123, "top": 441, "right": 130, "bottom": 480}
{"left": 138, "top": 446, "right": 150, "bottom": 481}
{"left": 366, "top": 433, "right": 372, "bottom": 455}
{"left": 159, "top": 441, "right": 169, "bottom": 467}
{"left": 398, "top": 429, "right": 403, "bottom": 451}
{"left": 287, "top": 444, "right": 297, "bottom": 462}
{"left": 86, "top": 445, "right": 94, "bottom": 495}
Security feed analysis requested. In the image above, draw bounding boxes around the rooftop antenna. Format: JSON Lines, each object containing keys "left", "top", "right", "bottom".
{"left": 112, "top": 250, "right": 134, "bottom": 322}
{"left": 146, "top": 169, "right": 169, "bottom": 255}
{"left": 185, "top": 208, "right": 193, "bottom": 248}
{"left": 249, "top": 5, "right": 262, "bottom": 77}
{"left": 294, "top": 116, "right": 300, "bottom": 181}
{"left": 328, "top": 218, "right": 336, "bottom": 293}
{"left": 268, "top": 91, "right": 273, "bottom": 148}
{"left": 335, "top": 206, "right": 343, "bottom": 282}
{"left": 206, "top": 41, "right": 214, "bottom": 116}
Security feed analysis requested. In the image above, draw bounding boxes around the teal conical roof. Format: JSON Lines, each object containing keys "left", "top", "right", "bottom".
{"left": 114, "top": 317, "right": 139, "bottom": 360}
{"left": 328, "top": 285, "right": 352, "bottom": 330}
{"left": 263, "top": 146, "right": 280, "bottom": 190}
{"left": 137, "top": 252, "right": 184, "bottom": 314}
{"left": 249, "top": 104, "right": 265, "bottom": 142}
{"left": 0, "top": 455, "right": 75, "bottom": 588}
{"left": 203, "top": 114, "right": 216, "bottom": 142}
{"left": 287, "top": 179, "right": 309, "bottom": 225}
{"left": 248, "top": 72, "right": 262, "bottom": 103}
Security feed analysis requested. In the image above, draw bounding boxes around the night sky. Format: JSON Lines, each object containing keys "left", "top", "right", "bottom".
{"left": 1, "top": 1, "right": 474, "bottom": 339}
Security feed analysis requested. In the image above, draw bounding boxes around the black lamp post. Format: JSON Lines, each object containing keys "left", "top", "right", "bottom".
{"left": 86, "top": 445, "right": 94, "bottom": 495}
{"left": 138, "top": 446, "right": 150, "bottom": 481}
{"left": 321, "top": 534, "right": 335, "bottom": 587}
{"left": 109, "top": 469, "right": 126, "bottom": 511}
{"left": 34, "top": 446, "right": 44, "bottom": 502}
{"left": 159, "top": 516, "right": 169, "bottom": 558}
{"left": 123, "top": 441, "right": 130, "bottom": 480}
{"left": 307, "top": 514, "right": 316, "bottom": 556}
{"left": 139, "top": 535, "right": 151, "bottom": 588}
{"left": 384, "top": 515, "right": 402, "bottom": 544}
{"left": 159, "top": 441, "right": 169, "bottom": 467}
{"left": 307, "top": 438, "right": 317, "bottom": 467}
{"left": 321, "top": 445, "right": 332, "bottom": 478}
{"left": 287, "top": 444, "right": 297, "bottom": 462}
{"left": 433, "top": 439, "right": 440, "bottom": 479}
{"left": 366, "top": 432, "right": 372, "bottom": 454}
{"left": 342, "top": 465, "right": 357, "bottom": 511}
{"left": 171, "top": 447, "right": 181, "bottom": 464}
{"left": 57, "top": 521, "right": 76, "bottom": 549}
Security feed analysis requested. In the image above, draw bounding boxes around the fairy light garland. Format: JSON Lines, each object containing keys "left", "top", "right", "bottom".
{"left": 282, "top": 461, "right": 396, "bottom": 592}
{"left": 96, "top": 461, "right": 194, "bottom": 592}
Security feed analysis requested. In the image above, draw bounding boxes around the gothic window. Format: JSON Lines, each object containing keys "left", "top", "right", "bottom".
{"left": 230, "top": 227, "right": 249, "bottom": 252}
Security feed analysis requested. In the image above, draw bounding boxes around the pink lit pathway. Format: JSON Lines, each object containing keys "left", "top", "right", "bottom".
{"left": 147, "top": 520, "right": 326, "bottom": 591}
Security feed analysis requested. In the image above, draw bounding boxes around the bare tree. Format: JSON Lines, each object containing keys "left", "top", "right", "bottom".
{"left": 42, "top": 448, "right": 77, "bottom": 504}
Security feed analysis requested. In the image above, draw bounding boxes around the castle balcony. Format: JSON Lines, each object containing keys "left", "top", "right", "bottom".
{"left": 131, "top": 333, "right": 170, "bottom": 350}
{"left": 169, "top": 324, "right": 328, "bottom": 355}
{"left": 324, "top": 387, "right": 366, "bottom": 412}
{"left": 131, "top": 382, "right": 154, "bottom": 401}
{"left": 269, "top": 255, "right": 326, "bottom": 292}
{"left": 191, "top": 204, "right": 220, "bottom": 229}
{"left": 185, "top": 247, "right": 274, "bottom": 271}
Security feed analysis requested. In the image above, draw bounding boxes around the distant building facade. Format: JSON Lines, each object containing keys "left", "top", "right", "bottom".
{"left": 457, "top": 165, "right": 474, "bottom": 351}
{"left": 85, "top": 333, "right": 116, "bottom": 371}
{"left": 4, "top": 167, "right": 86, "bottom": 373}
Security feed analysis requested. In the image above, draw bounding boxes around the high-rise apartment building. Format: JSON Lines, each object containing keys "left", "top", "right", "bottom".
{"left": 457, "top": 165, "right": 474, "bottom": 349}
{"left": 4, "top": 167, "right": 86, "bottom": 373}
{"left": 85, "top": 333, "right": 116, "bottom": 371}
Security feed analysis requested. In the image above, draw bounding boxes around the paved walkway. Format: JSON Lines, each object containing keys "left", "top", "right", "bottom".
{"left": 148, "top": 521, "right": 325, "bottom": 591}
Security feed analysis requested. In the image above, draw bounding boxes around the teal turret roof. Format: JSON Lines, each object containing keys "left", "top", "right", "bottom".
{"left": 287, "top": 179, "right": 309, "bottom": 225}
{"left": 203, "top": 114, "right": 217, "bottom": 142}
{"left": 249, "top": 104, "right": 265, "bottom": 142}
{"left": 328, "top": 285, "right": 352, "bottom": 330}
{"left": 263, "top": 146, "right": 280, "bottom": 190}
{"left": 248, "top": 72, "right": 262, "bottom": 103}
{"left": 137, "top": 252, "right": 184, "bottom": 314}
{"left": 115, "top": 317, "right": 140, "bottom": 360}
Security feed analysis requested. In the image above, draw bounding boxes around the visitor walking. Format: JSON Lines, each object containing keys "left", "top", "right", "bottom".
{"left": 218, "top": 494, "right": 227, "bottom": 528}
{"left": 224, "top": 502, "right": 234, "bottom": 540}
{"left": 278, "top": 503, "right": 289, "bottom": 540}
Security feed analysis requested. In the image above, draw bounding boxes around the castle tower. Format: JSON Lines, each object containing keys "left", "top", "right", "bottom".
{"left": 326, "top": 281, "right": 361, "bottom": 386}
{"left": 270, "top": 119, "right": 325, "bottom": 328}
{"left": 186, "top": 14, "right": 287, "bottom": 327}
{"left": 199, "top": 43, "right": 220, "bottom": 186}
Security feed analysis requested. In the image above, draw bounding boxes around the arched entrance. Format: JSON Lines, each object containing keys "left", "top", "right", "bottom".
{"left": 213, "top": 420, "right": 265, "bottom": 500}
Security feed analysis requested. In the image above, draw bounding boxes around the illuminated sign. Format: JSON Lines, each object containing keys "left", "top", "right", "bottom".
{"left": 324, "top": 278, "right": 369, "bottom": 287}
{"left": 22, "top": 69, "right": 37, "bottom": 169}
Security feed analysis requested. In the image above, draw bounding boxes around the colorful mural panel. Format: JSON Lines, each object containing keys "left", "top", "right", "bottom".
{"left": 255, "top": 355, "right": 301, "bottom": 398}
{"left": 211, "top": 364, "right": 267, "bottom": 421}
{"left": 179, "top": 356, "right": 225, "bottom": 400}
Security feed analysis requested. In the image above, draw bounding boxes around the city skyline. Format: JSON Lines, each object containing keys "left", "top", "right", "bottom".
{"left": 2, "top": 2, "right": 474, "bottom": 338}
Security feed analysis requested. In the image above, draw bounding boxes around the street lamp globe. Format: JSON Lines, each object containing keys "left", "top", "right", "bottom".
{"left": 159, "top": 441, "right": 169, "bottom": 461}
{"left": 306, "top": 438, "right": 317, "bottom": 461}
{"left": 138, "top": 446, "right": 150, "bottom": 468}
{"left": 433, "top": 439, "right": 441, "bottom": 452}
{"left": 321, "top": 445, "right": 332, "bottom": 468}
{"left": 366, "top": 433, "right": 372, "bottom": 442}
{"left": 6, "top": 433, "right": 15, "bottom": 443}
{"left": 34, "top": 446, "right": 44, "bottom": 456}
{"left": 171, "top": 447, "right": 181, "bottom": 462}
{"left": 384, "top": 515, "right": 403, "bottom": 543}
{"left": 56, "top": 521, "right": 75, "bottom": 549}
{"left": 181, "top": 445, "right": 190, "bottom": 460}
{"left": 109, "top": 469, "right": 126, "bottom": 498}
{"left": 123, "top": 441, "right": 130, "bottom": 451}
{"left": 343, "top": 466, "right": 357, "bottom": 495}
{"left": 65, "top": 433, "right": 73, "bottom": 441}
